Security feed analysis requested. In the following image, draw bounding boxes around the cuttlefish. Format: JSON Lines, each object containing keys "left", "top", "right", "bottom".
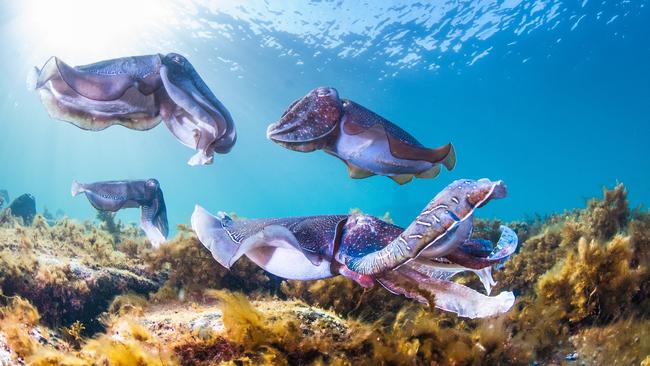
{"left": 192, "top": 178, "right": 518, "bottom": 318}
{"left": 28, "top": 53, "right": 236, "bottom": 166}
{"left": 71, "top": 179, "right": 168, "bottom": 247}
{"left": 267, "top": 87, "right": 455, "bottom": 184}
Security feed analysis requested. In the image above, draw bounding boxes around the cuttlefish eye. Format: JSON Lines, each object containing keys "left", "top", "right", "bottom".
{"left": 145, "top": 179, "right": 160, "bottom": 190}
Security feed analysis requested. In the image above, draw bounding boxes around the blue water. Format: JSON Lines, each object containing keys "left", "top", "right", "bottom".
{"left": 0, "top": 1, "right": 648, "bottom": 231}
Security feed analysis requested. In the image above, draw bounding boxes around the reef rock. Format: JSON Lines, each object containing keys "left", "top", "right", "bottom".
{"left": 0, "top": 216, "right": 163, "bottom": 335}
{"left": 8, "top": 193, "right": 36, "bottom": 225}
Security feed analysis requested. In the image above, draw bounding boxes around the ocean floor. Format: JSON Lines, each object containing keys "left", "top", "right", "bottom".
{"left": 0, "top": 184, "right": 649, "bottom": 365}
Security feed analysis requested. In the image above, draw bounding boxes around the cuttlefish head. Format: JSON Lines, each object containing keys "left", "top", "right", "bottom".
{"left": 160, "top": 53, "right": 236, "bottom": 165}
{"left": 267, "top": 86, "right": 342, "bottom": 152}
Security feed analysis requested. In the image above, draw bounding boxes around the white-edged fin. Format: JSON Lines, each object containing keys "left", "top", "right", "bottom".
{"left": 231, "top": 225, "right": 320, "bottom": 267}
{"left": 70, "top": 180, "right": 84, "bottom": 197}
{"left": 191, "top": 205, "right": 238, "bottom": 269}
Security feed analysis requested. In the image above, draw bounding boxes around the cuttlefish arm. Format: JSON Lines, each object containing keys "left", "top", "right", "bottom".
{"left": 345, "top": 179, "right": 507, "bottom": 275}
{"left": 28, "top": 53, "right": 236, "bottom": 166}
{"left": 191, "top": 205, "right": 346, "bottom": 280}
{"left": 159, "top": 53, "right": 236, "bottom": 165}
{"left": 71, "top": 179, "right": 168, "bottom": 247}
{"left": 377, "top": 265, "right": 515, "bottom": 319}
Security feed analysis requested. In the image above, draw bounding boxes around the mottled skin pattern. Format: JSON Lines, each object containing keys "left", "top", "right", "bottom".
{"left": 192, "top": 179, "right": 519, "bottom": 318}
{"left": 28, "top": 53, "right": 236, "bottom": 166}
{"left": 267, "top": 87, "right": 456, "bottom": 184}
{"left": 346, "top": 178, "right": 507, "bottom": 275}
{"left": 71, "top": 179, "right": 168, "bottom": 247}
{"left": 222, "top": 215, "right": 348, "bottom": 261}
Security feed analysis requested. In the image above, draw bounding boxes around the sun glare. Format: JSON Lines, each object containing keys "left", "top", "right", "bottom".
{"left": 15, "top": 0, "right": 179, "bottom": 62}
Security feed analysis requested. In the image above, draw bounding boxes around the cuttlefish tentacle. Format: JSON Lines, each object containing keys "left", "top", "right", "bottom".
{"left": 377, "top": 266, "right": 515, "bottom": 319}
{"left": 28, "top": 53, "right": 236, "bottom": 165}
{"left": 71, "top": 179, "right": 168, "bottom": 247}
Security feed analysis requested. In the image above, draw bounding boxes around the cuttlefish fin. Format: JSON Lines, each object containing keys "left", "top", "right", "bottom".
{"left": 415, "top": 164, "right": 441, "bottom": 179}
{"left": 230, "top": 224, "right": 322, "bottom": 267}
{"left": 387, "top": 134, "right": 456, "bottom": 170}
{"left": 390, "top": 174, "right": 414, "bottom": 185}
{"left": 347, "top": 164, "right": 375, "bottom": 179}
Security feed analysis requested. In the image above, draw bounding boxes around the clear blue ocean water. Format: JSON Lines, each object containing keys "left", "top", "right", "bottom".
{"left": 0, "top": 1, "right": 648, "bottom": 231}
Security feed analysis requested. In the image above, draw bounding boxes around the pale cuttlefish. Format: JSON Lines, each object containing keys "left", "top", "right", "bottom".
{"left": 71, "top": 179, "right": 168, "bottom": 247}
{"left": 192, "top": 178, "right": 518, "bottom": 318}
{"left": 267, "top": 87, "right": 456, "bottom": 185}
{"left": 27, "top": 53, "right": 236, "bottom": 166}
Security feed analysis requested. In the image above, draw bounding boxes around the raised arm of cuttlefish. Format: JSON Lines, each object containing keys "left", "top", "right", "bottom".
{"left": 191, "top": 178, "right": 518, "bottom": 318}
{"left": 71, "top": 179, "right": 168, "bottom": 247}
{"left": 27, "top": 53, "right": 236, "bottom": 166}
{"left": 266, "top": 87, "right": 455, "bottom": 185}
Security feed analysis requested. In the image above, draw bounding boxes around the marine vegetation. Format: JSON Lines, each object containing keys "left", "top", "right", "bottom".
{"left": 0, "top": 183, "right": 649, "bottom": 365}
{"left": 267, "top": 86, "right": 455, "bottom": 184}
{"left": 28, "top": 53, "right": 236, "bottom": 166}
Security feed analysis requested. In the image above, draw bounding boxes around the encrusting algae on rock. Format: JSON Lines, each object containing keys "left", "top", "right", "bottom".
{"left": 0, "top": 183, "right": 649, "bottom": 365}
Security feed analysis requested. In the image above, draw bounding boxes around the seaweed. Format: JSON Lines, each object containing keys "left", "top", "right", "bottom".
{"left": 96, "top": 210, "right": 123, "bottom": 244}
{"left": 0, "top": 183, "right": 648, "bottom": 365}
{"left": 570, "top": 319, "right": 650, "bottom": 365}
{"left": 145, "top": 230, "right": 274, "bottom": 301}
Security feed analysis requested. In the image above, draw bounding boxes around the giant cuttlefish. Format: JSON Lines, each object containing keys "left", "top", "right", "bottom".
{"left": 71, "top": 179, "right": 168, "bottom": 247}
{"left": 192, "top": 178, "right": 518, "bottom": 318}
{"left": 267, "top": 87, "right": 455, "bottom": 185}
{"left": 28, "top": 53, "right": 236, "bottom": 166}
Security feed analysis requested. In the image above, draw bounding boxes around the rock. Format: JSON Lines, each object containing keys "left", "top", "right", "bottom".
{"left": 19, "top": 255, "right": 162, "bottom": 334}
{"left": 8, "top": 193, "right": 36, "bottom": 225}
